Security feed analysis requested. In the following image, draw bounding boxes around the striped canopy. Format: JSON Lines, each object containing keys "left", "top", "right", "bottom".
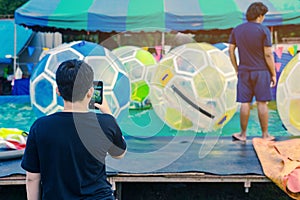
{"left": 15, "top": 0, "right": 300, "bottom": 32}
{"left": 0, "top": 20, "right": 32, "bottom": 63}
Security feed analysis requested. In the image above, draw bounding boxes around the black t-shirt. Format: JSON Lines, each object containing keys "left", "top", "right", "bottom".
{"left": 21, "top": 112, "right": 126, "bottom": 200}
{"left": 229, "top": 22, "right": 272, "bottom": 71}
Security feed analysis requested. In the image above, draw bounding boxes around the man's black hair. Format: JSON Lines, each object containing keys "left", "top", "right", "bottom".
{"left": 56, "top": 59, "right": 94, "bottom": 102}
{"left": 246, "top": 2, "right": 268, "bottom": 21}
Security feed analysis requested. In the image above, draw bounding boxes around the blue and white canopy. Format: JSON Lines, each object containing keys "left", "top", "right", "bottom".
{"left": 15, "top": 0, "right": 300, "bottom": 32}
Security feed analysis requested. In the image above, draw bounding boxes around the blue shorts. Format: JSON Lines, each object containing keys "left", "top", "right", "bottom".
{"left": 237, "top": 70, "right": 272, "bottom": 102}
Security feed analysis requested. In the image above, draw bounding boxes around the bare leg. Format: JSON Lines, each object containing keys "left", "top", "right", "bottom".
{"left": 232, "top": 102, "right": 250, "bottom": 141}
{"left": 257, "top": 101, "right": 274, "bottom": 140}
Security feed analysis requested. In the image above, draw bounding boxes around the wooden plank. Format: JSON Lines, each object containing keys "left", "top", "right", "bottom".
{"left": 0, "top": 173, "right": 270, "bottom": 186}
{"left": 107, "top": 173, "right": 271, "bottom": 193}
{"left": 0, "top": 175, "right": 26, "bottom": 185}
{"left": 108, "top": 173, "right": 270, "bottom": 184}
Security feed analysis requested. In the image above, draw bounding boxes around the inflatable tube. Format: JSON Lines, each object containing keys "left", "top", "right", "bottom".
{"left": 0, "top": 128, "right": 27, "bottom": 138}
{"left": 0, "top": 149, "right": 24, "bottom": 160}
{"left": 0, "top": 128, "right": 27, "bottom": 160}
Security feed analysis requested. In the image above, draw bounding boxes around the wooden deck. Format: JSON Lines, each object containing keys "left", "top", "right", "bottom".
{"left": 0, "top": 172, "right": 271, "bottom": 200}
{"left": 0, "top": 136, "right": 279, "bottom": 199}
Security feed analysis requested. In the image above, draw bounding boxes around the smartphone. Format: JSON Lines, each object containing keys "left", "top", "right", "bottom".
{"left": 89, "top": 81, "right": 103, "bottom": 109}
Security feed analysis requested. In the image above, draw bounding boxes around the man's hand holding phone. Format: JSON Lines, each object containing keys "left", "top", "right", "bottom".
{"left": 94, "top": 98, "right": 112, "bottom": 115}
{"left": 89, "top": 81, "right": 112, "bottom": 114}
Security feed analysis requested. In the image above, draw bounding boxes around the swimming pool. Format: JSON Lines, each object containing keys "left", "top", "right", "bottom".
{"left": 0, "top": 96, "right": 290, "bottom": 137}
{"left": 119, "top": 105, "right": 289, "bottom": 137}
{"left": 0, "top": 96, "right": 36, "bottom": 133}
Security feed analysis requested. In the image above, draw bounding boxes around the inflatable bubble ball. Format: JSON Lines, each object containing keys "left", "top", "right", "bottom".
{"left": 112, "top": 46, "right": 157, "bottom": 109}
{"left": 276, "top": 53, "right": 300, "bottom": 135}
{"left": 30, "top": 41, "right": 130, "bottom": 122}
{"left": 150, "top": 42, "right": 238, "bottom": 132}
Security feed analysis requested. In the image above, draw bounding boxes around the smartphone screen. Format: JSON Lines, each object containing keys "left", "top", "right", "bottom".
{"left": 89, "top": 81, "right": 103, "bottom": 109}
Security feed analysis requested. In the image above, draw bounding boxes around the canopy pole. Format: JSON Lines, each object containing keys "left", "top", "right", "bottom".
{"left": 13, "top": 23, "right": 17, "bottom": 75}
{"left": 274, "top": 30, "right": 278, "bottom": 48}
{"left": 161, "top": 32, "right": 165, "bottom": 56}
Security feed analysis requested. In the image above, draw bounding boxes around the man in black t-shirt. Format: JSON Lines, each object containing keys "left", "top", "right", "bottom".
{"left": 228, "top": 2, "right": 276, "bottom": 142}
{"left": 21, "top": 59, "right": 127, "bottom": 200}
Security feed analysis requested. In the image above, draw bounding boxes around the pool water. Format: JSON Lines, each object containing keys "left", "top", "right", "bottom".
{"left": 0, "top": 102, "right": 37, "bottom": 133}
{"left": 120, "top": 106, "right": 289, "bottom": 137}
{"left": 0, "top": 101, "right": 290, "bottom": 137}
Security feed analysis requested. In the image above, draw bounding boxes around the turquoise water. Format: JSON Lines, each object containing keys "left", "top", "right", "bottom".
{"left": 0, "top": 102, "right": 290, "bottom": 137}
{"left": 0, "top": 102, "right": 37, "bottom": 133}
{"left": 120, "top": 107, "right": 290, "bottom": 137}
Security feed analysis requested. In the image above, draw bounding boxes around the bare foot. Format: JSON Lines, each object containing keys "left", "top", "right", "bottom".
{"left": 232, "top": 133, "right": 246, "bottom": 142}
{"left": 262, "top": 134, "right": 275, "bottom": 141}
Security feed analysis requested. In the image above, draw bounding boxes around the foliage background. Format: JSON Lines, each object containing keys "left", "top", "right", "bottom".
{"left": 0, "top": 0, "right": 28, "bottom": 17}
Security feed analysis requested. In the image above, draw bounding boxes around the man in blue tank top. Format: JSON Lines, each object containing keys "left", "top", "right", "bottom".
{"left": 228, "top": 2, "right": 276, "bottom": 141}
{"left": 21, "top": 59, "right": 127, "bottom": 199}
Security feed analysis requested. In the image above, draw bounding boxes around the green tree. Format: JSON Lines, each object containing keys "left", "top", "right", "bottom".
{"left": 0, "top": 0, "right": 28, "bottom": 17}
